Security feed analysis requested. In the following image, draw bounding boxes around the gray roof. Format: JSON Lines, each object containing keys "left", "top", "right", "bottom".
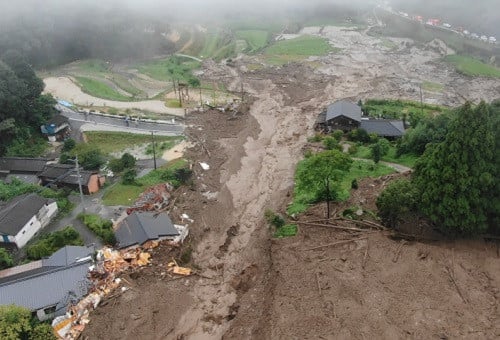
{"left": 38, "top": 164, "right": 94, "bottom": 186}
{"left": 360, "top": 120, "right": 406, "bottom": 137}
{"left": 0, "top": 157, "right": 49, "bottom": 173}
{"left": 46, "top": 115, "right": 69, "bottom": 126}
{"left": 116, "top": 212, "right": 179, "bottom": 249}
{"left": 0, "top": 194, "right": 54, "bottom": 236}
{"left": 0, "top": 246, "right": 93, "bottom": 313}
{"left": 326, "top": 101, "right": 362, "bottom": 122}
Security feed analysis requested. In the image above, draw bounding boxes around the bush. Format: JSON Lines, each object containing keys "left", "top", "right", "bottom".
{"left": 121, "top": 153, "right": 136, "bottom": 168}
{"left": 331, "top": 129, "right": 344, "bottom": 141}
{"left": 308, "top": 134, "right": 324, "bottom": 143}
{"left": 351, "top": 179, "right": 358, "bottom": 189}
{"left": 376, "top": 178, "right": 418, "bottom": 228}
{"left": 0, "top": 305, "right": 56, "bottom": 340}
{"left": 108, "top": 158, "right": 124, "bottom": 173}
{"left": 78, "top": 214, "right": 116, "bottom": 245}
{"left": 0, "top": 249, "right": 13, "bottom": 270}
{"left": 274, "top": 224, "right": 298, "bottom": 238}
{"left": 264, "top": 209, "right": 285, "bottom": 229}
{"left": 122, "top": 169, "right": 137, "bottom": 185}
{"left": 26, "top": 226, "right": 83, "bottom": 260}
{"left": 323, "top": 136, "right": 341, "bottom": 151}
{"left": 348, "top": 144, "right": 358, "bottom": 155}
{"left": 348, "top": 128, "right": 370, "bottom": 143}
{"left": 62, "top": 138, "right": 76, "bottom": 152}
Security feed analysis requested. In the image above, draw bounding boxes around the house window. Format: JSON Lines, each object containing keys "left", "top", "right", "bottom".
{"left": 43, "top": 306, "right": 57, "bottom": 315}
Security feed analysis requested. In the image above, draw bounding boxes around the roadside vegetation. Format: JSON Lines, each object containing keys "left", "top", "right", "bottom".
{"left": 84, "top": 132, "right": 182, "bottom": 155}
{"left": 26, "top": 227, "right": 84, "bottom": 260}
{"left": 78, "top": 213, "right": 116, "bottom": 245}
{"left": 444, "top": 55, "right": 500, "bottom": 78}
{"left": 102, "top": 159, "right": 191, "bottom": 206}
{"left": 264, "top": 35, "right": 337, "bottom": 65}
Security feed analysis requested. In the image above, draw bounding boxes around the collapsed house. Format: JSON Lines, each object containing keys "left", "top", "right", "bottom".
{"left": 115, "top": 211, "right": 188, "bottom": 249}
{"left": 38, "top": 164, "right": 106, "bottom": 194}
{"left": 0, "top": 246, "right": 94, "bottom": 321}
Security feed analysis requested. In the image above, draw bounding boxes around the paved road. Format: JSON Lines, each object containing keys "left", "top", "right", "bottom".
{"left": 58, "top": 106, "right": 185, "bottom": 136}
{"left": 353, "top": 157, "right": 412, "bottom": 173}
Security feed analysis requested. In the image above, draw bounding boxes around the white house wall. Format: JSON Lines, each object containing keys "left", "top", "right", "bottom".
{"left": 14, "top": 202, "right": 58, "bottom": 248}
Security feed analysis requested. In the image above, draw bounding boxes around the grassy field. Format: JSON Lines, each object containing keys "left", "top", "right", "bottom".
{"left": 137, "top": 56, "right": 201, "bottom": 82}
{"left": 287, "top": 159, "right": 394, "bottom": 215}
{"left": 102, "top": 159, "right": 188, "bottom": 206}
{"left": 362, "top": 99, "right": 445, "bottom": 125}
{"left": 84, "top": 131, "right": 182, "bottom": 154}
{"left": 235, "top": 30, "right": 269, "bottom": 53}
{"left": 109, "top": 74, "right": 144, "bottom": 97}
{"left": 351, "top": 144, "right": 418, "bottom": 168}
{"left": 444, "top": 55, "right": 500, "bottom": 78}
{"left": 422, "top": 81, "right": 444, "bottom": 92}
{"left": 74, "top": 76, "right": 132, "bottom": 101}
{"left": 264, "top": 35, "right": 337, "bottom": 65}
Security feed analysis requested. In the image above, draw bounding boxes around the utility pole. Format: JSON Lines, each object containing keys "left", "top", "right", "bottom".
{"left": 75, "top": 155, "right": 85, "bottom": 213}
{"left": 178, "top": 80, "right": 183, "bottom": 107}
{"left": 151, "top": 131, "right": 157, "bottom": 170}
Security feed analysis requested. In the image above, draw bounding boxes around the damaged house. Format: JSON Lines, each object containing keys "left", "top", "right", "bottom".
{"left": 316, "top": 100, "right": 405, "bottom": 138}
{"left": 0, "top": 245, "right": 94, "bottom": 321}
{"left": 115, "top": 212, "right": 188, "bottom": 249}
{"left": 0, "top": 157, "right": 49, "bottom": 184}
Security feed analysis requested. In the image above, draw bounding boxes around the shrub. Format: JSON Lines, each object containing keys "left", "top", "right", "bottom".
{"left": 351, "top": 179, "right": 358, "bottom": 189}
{"left": 308, "top": 134, "right": 324, "bottom": 143}
{"left": 108, "top": 158, "right": 124, "bottom": 173}
{"left": 323, "top": 136, "right": 341, "bottom": 150}
{"left": 78, "top": 213, "right": 116, "bottom": 245}
{"left": 121, "top": 153, "right": 136, "bottom": 169}
{"left": 62, "top": 138, "right": 76, "bottom": 152}
{"left": 331, "top": 129, "right": 344, "bottom": 141}
{"left": 122, "top": 169, "right": 137, "bottom": 185}
{"left": 26, "top": 226, "right": 83, "bottom": 260}
{"left": 0, "top": 249, "right": 13, "bottom": 270}
{"left": 274, "top": 224, "right": 298, "bottom": 238}
{"left": 348, "top": 128, "right": 370, "bottom": 143}
{"left": 348, "top": 144, "right": 358, "bottom": 155}
{"left": 376, "top": 178, "right": 418, "bottom": 228}
{"left": 264, "top": 209, "right": 285, "bottom": 229}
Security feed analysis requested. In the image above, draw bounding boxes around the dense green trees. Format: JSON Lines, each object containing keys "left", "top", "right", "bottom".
{"left": 378, "top": 101, "right": 499, "bottom": 235}
{"left": 0, "top": 305, "right": 55, "bottom": 340}
{"left": 0, "top": 51, "right": 56, "bottom": 156}
{"left": 0, "top": 249, "right": 13, "bottom": 270}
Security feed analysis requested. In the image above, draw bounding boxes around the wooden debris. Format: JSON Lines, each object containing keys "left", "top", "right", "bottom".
{"left": 305, "top": 236, "right": 368, "bottom": 251}
{"left": 445, "top": 265, "right": 469, "bottom": 304}
{"left": 362, "top": 240, "right": 369, "bottom": 269}
{"left": 392, "top": 240, "right": 407, "bottom": 263}
{"left": 297, "top": 221, "right": 368, "bottom": 233}
{"left": 316, "top": 272, "right": 322, "bottom": 295}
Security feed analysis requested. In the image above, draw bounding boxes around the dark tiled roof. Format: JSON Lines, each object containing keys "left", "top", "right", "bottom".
{"left": 360, "top": 120, "right": 405, "bottom": 137}
{"left": 0, "top": 193, "right": 54, "bottom": 236}
{"left": 0, "top": 157, "right": 49, "bottom": 173}
{"left": 0, "top": 246, "right": 93, "bottom": 312}
{"left": 326, "top": 101, "right": 362, "bottom": 122}
{"left": 38, "top": 164, "right": 94, "bottom": 185}
{"left": 116, "top": 212, "right": 179, "bottom": 249}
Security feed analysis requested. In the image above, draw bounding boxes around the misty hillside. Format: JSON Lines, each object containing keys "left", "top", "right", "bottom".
{"left": 392, "top": 0, "right": 499, "bottom": 37}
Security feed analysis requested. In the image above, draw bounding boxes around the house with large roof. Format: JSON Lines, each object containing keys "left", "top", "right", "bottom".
{"left": 115, "top": 212, "right": 187, "bottom": 249}
{"left": 38, "top": 164, "right": 105, "bottom": 194}
{"left": 0, "top": 157, "right": 49, "bottom": 184}
{"left": 0, "top": 193, "right": 58, "bottom": 249}
{"left": 0, "top": 245, "right": 93, "bottom": 321}
{"left": 316, "top": 100, "right": 405, "bottom": 138}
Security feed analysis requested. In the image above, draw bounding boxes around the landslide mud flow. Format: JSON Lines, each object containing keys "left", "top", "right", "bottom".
{"left": 83, "top": 26, "right": 500, "bottom": 340}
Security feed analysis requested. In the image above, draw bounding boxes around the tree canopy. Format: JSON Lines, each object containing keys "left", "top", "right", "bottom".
{"left": 411, "top": 101, "right": 498, "bottom": 234}
{"left": 0, "top": 51, "right": 56, "bottom": 156}
{"left": 0, "top": 305, "right": 56, "bottom": 340}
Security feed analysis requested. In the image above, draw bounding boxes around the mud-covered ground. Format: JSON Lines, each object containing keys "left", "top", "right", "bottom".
{"left": 83, "top": 26, "right": 500, "bottom": 339}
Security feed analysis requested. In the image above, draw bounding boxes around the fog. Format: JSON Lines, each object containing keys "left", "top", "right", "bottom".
{"left": 0, "top": 0, "right": 498, "bottom": 67}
